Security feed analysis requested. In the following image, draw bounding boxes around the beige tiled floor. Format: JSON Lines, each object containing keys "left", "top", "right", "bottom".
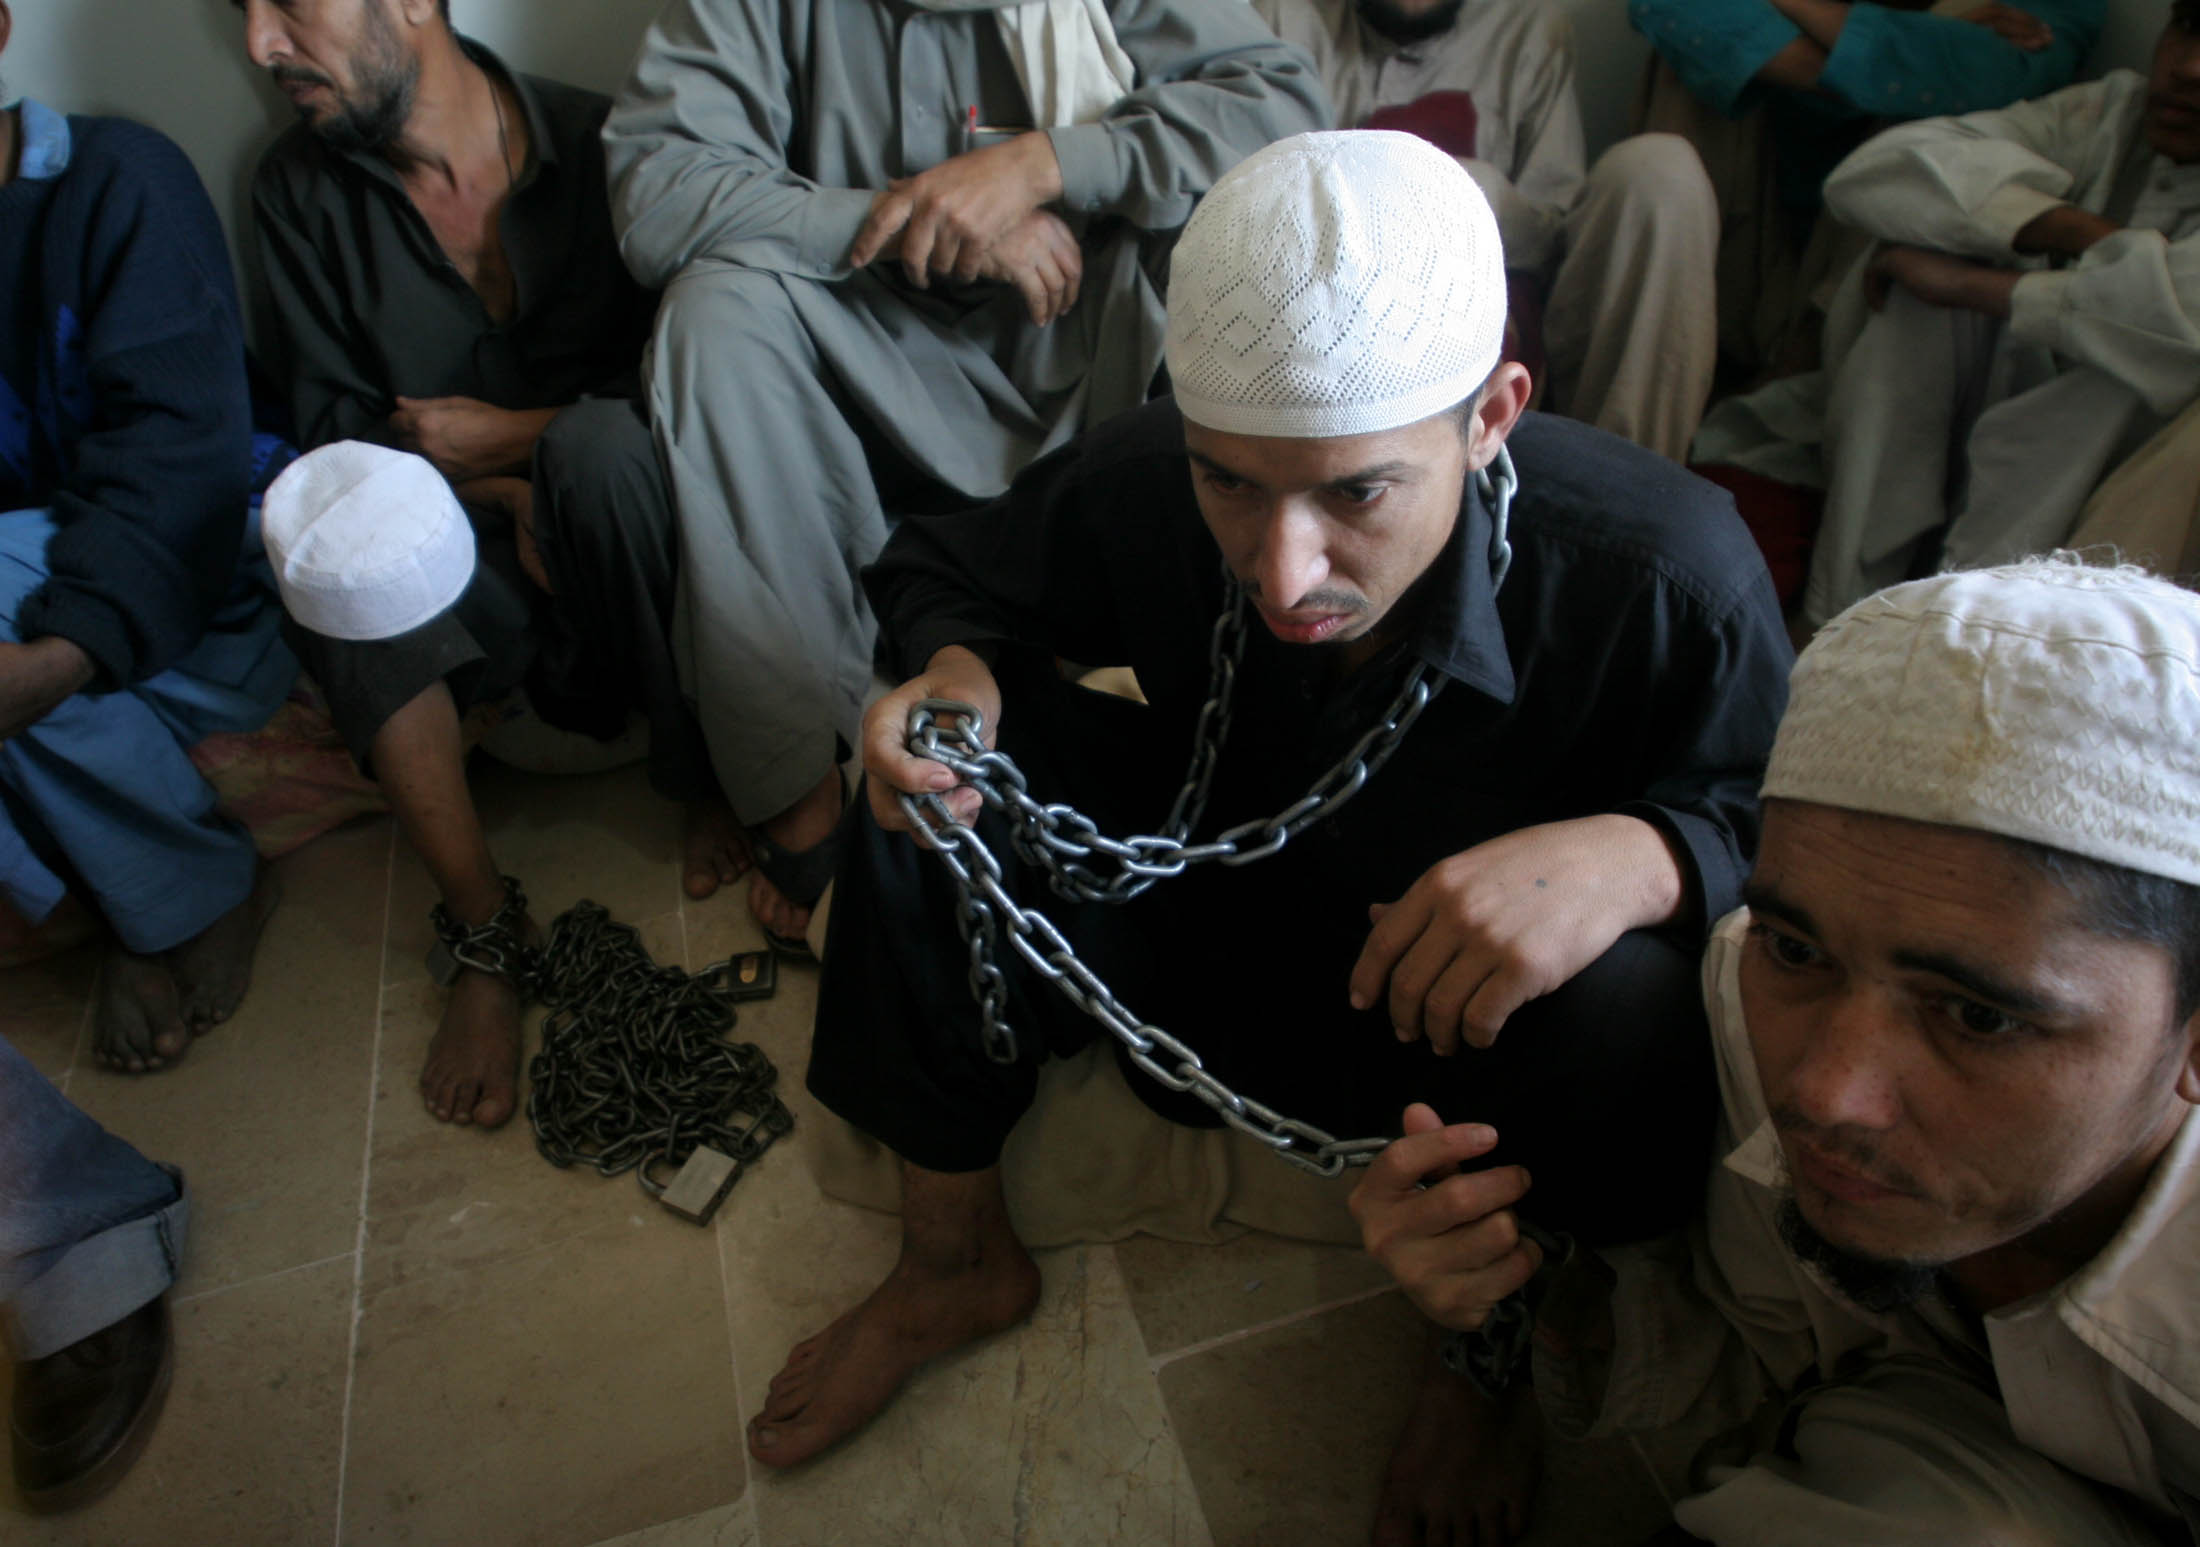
{"left": 3, "top": 757, "right": 1685, "bottom": 1546}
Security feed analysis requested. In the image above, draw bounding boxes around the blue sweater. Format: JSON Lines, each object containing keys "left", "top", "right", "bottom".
{"left": 0, "top": 102, "right": 254, "bottom": 688}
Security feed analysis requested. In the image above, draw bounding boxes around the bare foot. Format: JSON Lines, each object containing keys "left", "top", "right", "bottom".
{"left": 165, "top": 864, "right": 282, "bottom": 1034}
{"left": 92, "top": 948, "right": 189, "bottom": 1073}
{"left": 419, "top": 916, "right": 538, "bottom": 1128}
{"left": 1372, "top": 1342, "right": 1543, "bottom": 1547}
{"left": 747, "top": 1244, "right": 1042, "bottom": 1468}
{"left": 682, "top": 795, "right": 751, "bottom": 900}
{"left": 748, "top": 766, "right": 844, "bottom": 942}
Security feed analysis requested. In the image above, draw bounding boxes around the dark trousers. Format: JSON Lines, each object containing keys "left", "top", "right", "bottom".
{"left": 811, "top": 664, "right": 1718, "bottom": 1249}
{"left": 286, "top": 396, "right": 714, "bottom": 802}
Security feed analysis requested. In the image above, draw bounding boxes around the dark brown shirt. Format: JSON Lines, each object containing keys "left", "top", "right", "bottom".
{"left": 251, "top": 38, "right": 656, "bottom": 449}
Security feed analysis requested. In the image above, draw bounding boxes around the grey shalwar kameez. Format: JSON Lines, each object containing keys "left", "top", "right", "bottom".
{"left": 602, "top": 0, "right": 1328, "bottom": 825}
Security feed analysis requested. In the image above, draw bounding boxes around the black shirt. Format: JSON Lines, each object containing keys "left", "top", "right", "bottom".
{"left": 250, "top": 38, "right": 656, "bottom": 450}
{"left": 865, "top": 398, "right": 1793, "bottom": 929}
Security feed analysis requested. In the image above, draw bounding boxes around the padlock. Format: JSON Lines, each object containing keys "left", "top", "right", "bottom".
{"left": 658, "top": 1145, "right": 742, "bottom": 1224}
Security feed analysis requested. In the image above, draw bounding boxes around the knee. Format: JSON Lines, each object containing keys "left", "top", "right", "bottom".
{"left": 652, "top": 266, "right": 810, "bottom": 390}
{"left": 1585, "top": 134, "right": 1716, "bottom": 229}
{"left": 1505, "top": 929, "right": 1717, "bottom": 1241}
{"left": 533, "top": 399, "right": 663, "bottom": 539}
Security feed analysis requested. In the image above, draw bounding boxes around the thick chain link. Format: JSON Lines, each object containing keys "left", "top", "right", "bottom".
{"left": 525, "top": 902, "right": 793, "bottom": 1197}
{"left": 893, "top": 451, "right": 1518, "bottom": 1176}
{"left": 428, "top": 875, "right": 541, "bottom": 989}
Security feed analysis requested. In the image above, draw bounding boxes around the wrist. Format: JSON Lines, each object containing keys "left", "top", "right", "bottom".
{"left": 1018, "top": 131, "right": 1065, "bottom": 205}
{"left": 28, "top": 634, "right": 96, "bottom": 696}
{"left": 1601, "top": 813, "right": 1688, "bottom": 930}
{"left": 2014, "top": 205, "right": 2119, "bottom": 259}
{"left": 1969, "top": 266, "right": 2021, "bottom": 319}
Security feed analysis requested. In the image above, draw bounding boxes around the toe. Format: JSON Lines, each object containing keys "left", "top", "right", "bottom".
{"left": 683, "top": 865, "right": 720, "bottom": 901}
{"left": 421, "top": 1072, "right": 455, "bottom": 1122}
{"left": 472, "top": 1085, "right": 515, "bottom": 1129}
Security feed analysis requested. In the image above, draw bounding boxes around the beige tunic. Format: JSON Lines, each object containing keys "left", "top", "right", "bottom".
{"left": 1250, "top": 0, "right": 1716, "bottom": 459}
{"left": 1547, "top": 910, "right": 2200, "bottom": 1544}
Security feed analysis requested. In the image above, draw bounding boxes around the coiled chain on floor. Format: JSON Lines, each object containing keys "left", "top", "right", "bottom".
{"left": 525, "top": 902, "right": 792, "bottom": 1198}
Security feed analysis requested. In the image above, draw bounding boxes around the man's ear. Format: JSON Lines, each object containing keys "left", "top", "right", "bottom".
{"left": 2175, "top": 1009, "right": 2200, "bottom": 1106}
{"left": 0, "top": 2, "right": 13, "bottom": 63}
{"left": 394, "top": 0, "right": 443, "bottom": 31}
{"left": 1464, "top": 360, "right": 1531, "bottom": 473}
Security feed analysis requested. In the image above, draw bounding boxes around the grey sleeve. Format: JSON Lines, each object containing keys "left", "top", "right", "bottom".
{"left": 603, "top": 0, "right": 879, "bottom": 287}
{"left": 251, "top": 162, "right": 399, "bottom": 449}
{"left": 1044, "top": 0, "right": 1333, "bottom": 230}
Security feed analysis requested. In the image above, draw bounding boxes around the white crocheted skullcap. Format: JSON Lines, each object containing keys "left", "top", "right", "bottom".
{"left": 261, "top": 441, "right": 475, "bottom": 642}
{"left": 1764, "top": 555, "right": 2200, "bottom": 886}
{"left": 1164, "top": 130, "right": 1505, "bottom": 439}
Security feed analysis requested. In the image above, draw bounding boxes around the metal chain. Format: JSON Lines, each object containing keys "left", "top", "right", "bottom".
{"left": 525, "top": 902, "right": 793, "bottom": 1198}
{"left": 428, "top": 875, "right": 541, "bottom": 989}
{"left": 896, "top": 452, "right": 1518, "bottom": 1177}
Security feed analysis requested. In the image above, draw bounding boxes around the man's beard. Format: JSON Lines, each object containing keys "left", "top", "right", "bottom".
{"left": 274, "top": 8, "right": 417, "bottom": 154}
{"left": 1776, "top": 1196, "right": 1939, "bottom": 1313}
{"left": 1355, "top": 0, "right": 1466, "bottom": 46}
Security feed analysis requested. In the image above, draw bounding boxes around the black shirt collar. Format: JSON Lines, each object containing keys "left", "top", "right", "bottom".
{"left": 1405, "top": 463, "right": 1518, "bottom": 706}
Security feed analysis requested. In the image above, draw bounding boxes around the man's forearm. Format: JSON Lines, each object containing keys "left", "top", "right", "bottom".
{"left": 1756, "top": 34, "right": 1830, "bottom": 90}
{"left": 0, "top": 636, "right": 97, "bottom": 741}
{"left": 493, "top": 407, "right": 561, "bottom": 474}
{"left": 2014, "top": 204, "right": 2121, "bottom": 260}
{"left": 1765, "top": 0, "right": 1851, "bottom": 55}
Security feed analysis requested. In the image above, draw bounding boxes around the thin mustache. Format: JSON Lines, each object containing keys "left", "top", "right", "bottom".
{"left": 1242, "top": 585, "right": 1366, "bottom": 614}
{"left": 1772, "top": 1107, "right": 1925, "bottom": 1196}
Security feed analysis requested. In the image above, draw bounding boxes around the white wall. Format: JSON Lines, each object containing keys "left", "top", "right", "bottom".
{"left": 5, "top": 0, "right": 2175, "bottom": 335}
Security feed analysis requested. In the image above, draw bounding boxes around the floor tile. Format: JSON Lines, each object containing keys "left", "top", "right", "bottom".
{"left": 1157, "top": 1290, "right": 1671, "bottom": 1547}
{"left": 586, "top": 1501, "right": 757, "bottom": 1547}
{"left": 742, "top": 1242, "right": 1210, "bottom": 1547}
{"left": 1, "top": 940, "right": 96, "bottom": 1080}
{"left": 340, "top": 1172, "right": 744, "bottom": 1547}
{"left": 62, "top": 817, "right": 391, "bottom": 1296}
{"left": 7, "top": 1256, "right": 353, "bottom": 1545}
{"left": 343, "top": 891, "right": 746, "bottom": 1547}
{"left": 360, "top": 911, "right": 701, "bottom": 1289}
{"left": 385, "top": 758, "right": 683, "bottom": 988}
{"left": 1115, "top": 1230, "right": 1395, "bottom": 1358}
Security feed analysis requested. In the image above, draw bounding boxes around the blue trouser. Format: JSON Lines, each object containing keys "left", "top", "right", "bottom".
{"left": 0, "top": 507, "right": 296, "bottom": 953}
{"left": 0, "top": 1034, "right": 185, "bottom": 1360}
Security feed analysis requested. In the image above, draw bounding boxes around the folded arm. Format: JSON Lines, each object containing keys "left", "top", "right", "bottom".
{"left": 21, "top": 132, "right": 254, "bottom": 690}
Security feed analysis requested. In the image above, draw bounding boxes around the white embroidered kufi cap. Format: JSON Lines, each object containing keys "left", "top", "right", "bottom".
{"left": 1764, "top": 556, "right": 2200, "bottom": 885}
{"left": 1163, "top": 129, "right": 1506, "bottom": 439}
{"left": 261, "top": 441, "right": 476, "bottom": 642}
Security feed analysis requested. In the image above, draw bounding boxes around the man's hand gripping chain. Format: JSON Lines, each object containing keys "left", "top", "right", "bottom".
{"left": 896, "top": 696, "right": 1403, "bottom": 1177}
{"left": 890, "top": 451, "right": 1520, "bottom": 1177}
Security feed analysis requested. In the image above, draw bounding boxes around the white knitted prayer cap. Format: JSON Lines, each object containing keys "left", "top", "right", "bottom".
{"left": 261, "top": 441, "right": 475, "bottom": 642}
{"left": 1764, "top": 556, "right": 2200, "bottom": 886}
{"left": 1164, "top": 130, "right": 1506, "bottom": 439}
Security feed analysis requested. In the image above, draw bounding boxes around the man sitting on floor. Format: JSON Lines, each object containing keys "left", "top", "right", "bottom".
{"left": 601, "top": 0, "right": 1329, "bottom": 950}
{"left": 761, "top": 132, "right": 1792, "bottom": 1547}
{"left": 241, "top": 0, "right": 727, "bottom": 1129}
{"left": 1632, "top": 0, "right": 2099, "bottom": 381}
{"left": 1, "top": 3, "right": 293, "bottom": 1074}
{"left": 1706, "top": 2, "right": 2200, "bottom": 635}
{"left": 1254, "top": 0, "right": 1719, "bottom": 462}
{"left": 1358, "top": 556, "right": 2200, "bottom": 1545}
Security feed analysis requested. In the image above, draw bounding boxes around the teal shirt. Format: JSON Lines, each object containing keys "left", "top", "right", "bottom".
{"left": 1629, "top": 0, "right": 2102, "bottom": 204}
